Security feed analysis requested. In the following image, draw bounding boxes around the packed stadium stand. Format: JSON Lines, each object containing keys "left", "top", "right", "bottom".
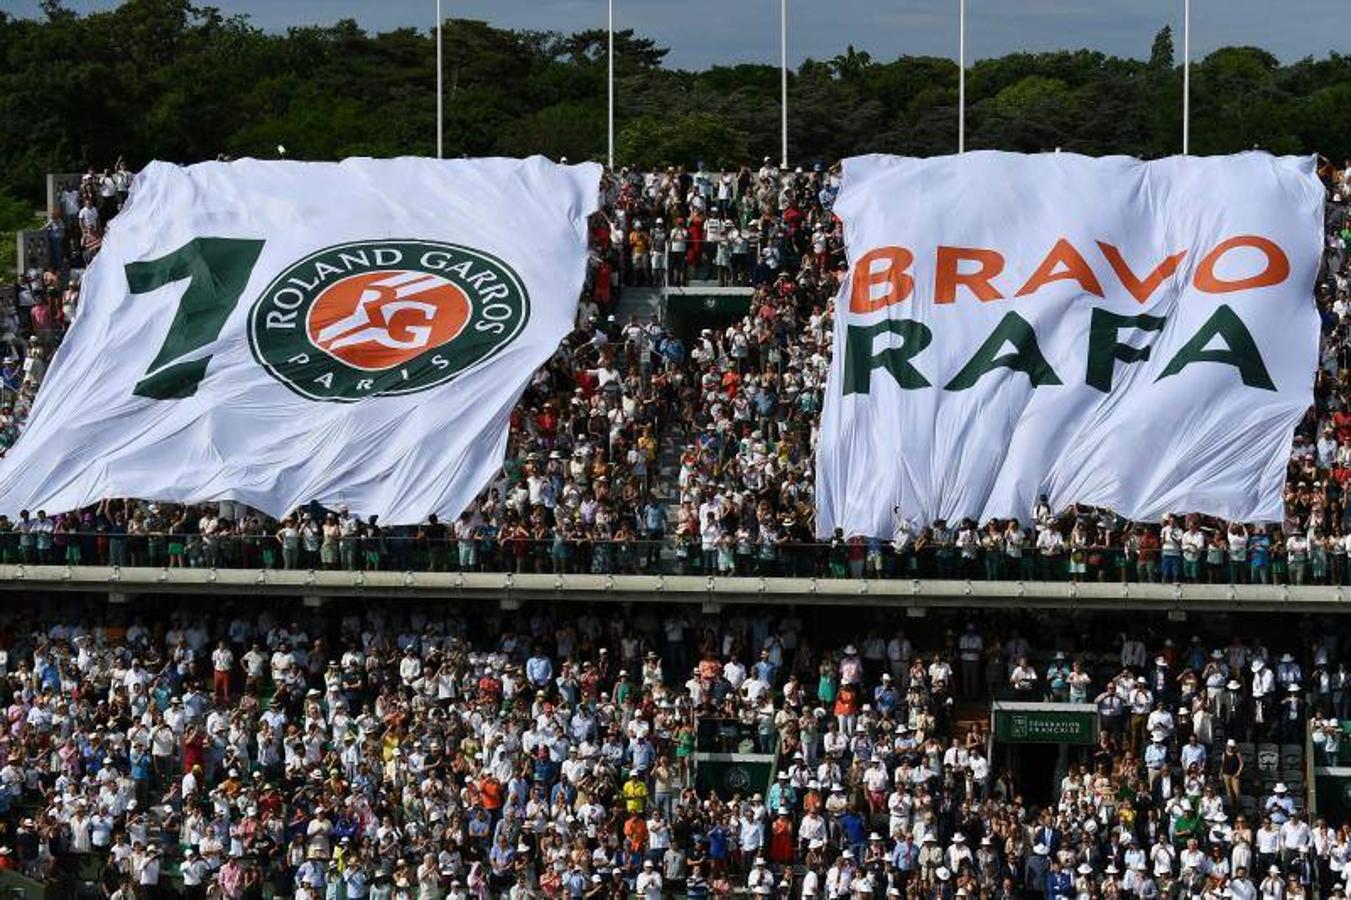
{"left": 0, "top": 156, "right": 1347, "bottom": 900}
{"left": 8, "top": 161, "right": 1351, "bottom": 584}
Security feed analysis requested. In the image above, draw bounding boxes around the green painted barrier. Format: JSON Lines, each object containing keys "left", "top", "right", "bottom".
{"left": 992, "top": 701, "right": 1099, "bottom": 745}
{"left": 0, "top": 868, "right": 45, "bottom": 899}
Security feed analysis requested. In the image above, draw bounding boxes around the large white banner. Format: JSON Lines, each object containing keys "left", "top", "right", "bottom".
{"left": 0, "top": 156, "right": 600, "bottom": 522}
{"left": 816, "top": 151, "right": 1324, "bottom": 537}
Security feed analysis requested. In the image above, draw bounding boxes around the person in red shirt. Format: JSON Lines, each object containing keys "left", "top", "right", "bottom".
{"left": 535, "top": 402, "right": 558, "bottom": 439}
{"left": 720, "top": 369, "right": 741, "bottom": 399}
{"left": 767, "top": 809, "right": 794, "bottom": 864}
{"left": 478, "top": 774, "right": 503, "bottom": 813}
{"left": 182, "top": 725, "right": 207, "bottom": 773}
{"left": 833, "top": 683, "right": 860, "bottom": 735}
{"left": 1137, "top": 528, "right": 1161, "bottom": 583}
{"left": 1333, "top": 407, "right": 1351, "bottom": 443}
{"left": 801, "top": 783, "right": 823, "bottom": 814}
{"left": 686, "top": 214, "right": 704, "bottom": 276}
{"left": 579, "top": 662, "right": 599, "bottom": 702}
{"left": 623, "top": 812, "right": 648, "bottom": 854}
{"left": 477, "top": 670, "right": 502, "bottom": 707}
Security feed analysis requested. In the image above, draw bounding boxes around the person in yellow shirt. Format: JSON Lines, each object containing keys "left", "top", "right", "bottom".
{"left": 622, "top": 772, "right": 649, "bottom": 814}
{"left": 628, "top": 228, "right": 651, "bottom": 286}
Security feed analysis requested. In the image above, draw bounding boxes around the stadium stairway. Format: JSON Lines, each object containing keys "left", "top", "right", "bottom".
{"left": 613, "top": 285, "right": 664, "bottom": 323}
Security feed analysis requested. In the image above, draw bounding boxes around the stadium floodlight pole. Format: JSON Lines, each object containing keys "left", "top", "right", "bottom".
{"left": 436, "top": 0, "right": 443, "bottom": 159}
{"left": 608, "top": 0, "right": 615, "bottom": 170}
{"left": 1182, "top": 0, "right": 1190, "bottom": 155}
{"left": 780, "top": 0, "right": 788, "bottom": 168}
{"left": 958, "top": 0, "right": 965, "bottom": 154}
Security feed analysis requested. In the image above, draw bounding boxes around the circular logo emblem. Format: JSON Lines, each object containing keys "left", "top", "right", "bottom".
{"left": 724, "top": 766, "right": 751, "bottom": 792}
{"left": 249, "top": 240, "right": 528, "bottom": 402}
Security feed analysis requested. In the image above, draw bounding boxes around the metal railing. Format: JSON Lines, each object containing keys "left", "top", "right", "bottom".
{"left": 2, "top": 532, "right": 1344, "bottom": 586}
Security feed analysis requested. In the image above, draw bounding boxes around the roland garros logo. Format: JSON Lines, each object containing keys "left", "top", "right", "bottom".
{"left": 248, "top": 239, "right": 528, "bottom": 402}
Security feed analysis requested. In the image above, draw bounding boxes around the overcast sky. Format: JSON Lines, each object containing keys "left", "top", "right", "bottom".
{"left": 2, "top": 1, "right": 1342, "bottom": 69}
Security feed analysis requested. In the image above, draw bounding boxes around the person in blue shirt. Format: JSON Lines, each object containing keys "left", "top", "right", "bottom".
{"left": 550, "top": 777, "right": 575, "bottom": 810}
{"left": 890, "top": 834, "right": 918, "bottom": 874}
{"left": 1045, "top": 860, "right": 1074, "bottom": 899}
{"left": 705, "top": 821, "right": 730, "bottom": 867}
{"left": 874, "top": 676, "right": 898, "bottom": 714}
{"left": 1250, "top": 531, "right": 1272, "bottom": 584}
{"left": 531, "top": 749, "right": 558, "bottom": 786}
{"left": 129, "top": 742, "right": 152, "bottom": 805}
{"left": 332, "top": 812, "right": 359, "bottom": 845}
{"left": 659, "top": 336, "right": 685, "bottom": 367}
{"left": 1180, "top": 732, "right": 1208, "bottom": 772}
{"left": 642, "top": 496, "right": 667, "bottom": 570}
{"left": 488, "top": 836, "right": 515, "bottom": 893}
{"left": 466, "top": 805, "right": 492, "bottom": 852}
{"left": 562, "top": 865, "right": 587, "bottom": 900}
{"left": 1032, "top": 819, "right": 1060, "bottom": 855}
{"left": 754, "top": 650, "right": 777, "bottom": 688}
{"left": 525, "top": 648, "right": 553, "bottom": 689}
{"left": 766, "top": 773, "right": 796, "bottom": 813}
{"left": 1144, "top": 734, "right": 1170, "bottom": 784}
{"left": 839, "top": 808, "right": 867, "bottom": 860}
{"left": 1045, "top": 655, "right": 1071, "bottom": 702}
{"left": 629, "top": 736, "right": 656, "bottom": 774}
{"left": 39, "top": 657, "right": 60, "bottom": 693}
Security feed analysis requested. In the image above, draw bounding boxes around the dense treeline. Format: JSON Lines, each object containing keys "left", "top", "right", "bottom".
{"left": 2, "top": 0, "right": 1351, "bottom": 210}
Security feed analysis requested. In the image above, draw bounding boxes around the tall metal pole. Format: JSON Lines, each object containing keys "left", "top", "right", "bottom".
{"left": 958, "top": 0, "right": 965, "bottom": 153}
{"left": 1182, "top": 0, "right": 1190, "bottom": 154}
{"left": 780, "top": 0, "right": 788, "bottom": 168}
{"left": 608, "top": 0, "right": 615, "bottom": 170}
{"left": 436, "top": 0, "right": 443, "bottom": 158}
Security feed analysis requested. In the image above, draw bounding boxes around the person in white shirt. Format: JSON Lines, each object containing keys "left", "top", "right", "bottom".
{"left": 1159, "top": 516, "right": 1184, "bottom": 583}
{"left": 957, "top": 624, "right": 983, "bottom": 698}
{"left": 211, "top": 641, "right": 234, "bottom": 704}
{"left": 1181, "top": 527, "right": 1206, "bottom": 583}
{"left": 1036, "top": 526, "right": 1064, "bottom": 580}
{"left": 636, "top": 860, "right": 663, "bottom": 900}
{"left": 1004, "top": 521, "right": 1029, "bottom": 579}
{"left": 887, "top": 630, "right": 912, "bottom": 687}
{"left": 68, "top": 807, "right": 93, "bottom": 852}
{"left": 137, "top": 846, "right": 161, "bottom": 891}
{"left": 1229, "top": 869, "right": 1256, "bottom": 900}
{"left": 1280, "top": 812, "right": 1312, "bottom": 855}
{"left": 1227, "top": 524, "right": 1250, "bottom": 583}
{"left": 738, "top": 808, "right": 764, "bottom": 858}
{"left": 181, "top": 848, "right": 209, "bottom": 892}
{"left": 724, "top": 657, "right": 747, "bottom": 690}
{"left": 1009, "top": 658, "right": 1039, "bottom": 693}
{"left": 1121, "top": 635, "right": 1148, "bottom": 670}
{"left": 1178, "top": 838, "right": 1206, "bottom": 873}
{"left": 1257, "top": 866, "right": 1284, "bottom": 900}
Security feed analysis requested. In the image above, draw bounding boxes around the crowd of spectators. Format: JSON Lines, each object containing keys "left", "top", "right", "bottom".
{"left": 1, "top": 157, "right": 1350, "bottom": 585}
{"left": 0, "top": 600, "right": 1343, "bottom": 900}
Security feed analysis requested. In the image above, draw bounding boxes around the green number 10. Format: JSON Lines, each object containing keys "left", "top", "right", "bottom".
{"left": 125, "top": 237, "right": 264, "bottom": 399}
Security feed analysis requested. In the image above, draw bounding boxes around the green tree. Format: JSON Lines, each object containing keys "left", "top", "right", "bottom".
{"left": 1, "top": 3, "right": 1349, "bottom": 207}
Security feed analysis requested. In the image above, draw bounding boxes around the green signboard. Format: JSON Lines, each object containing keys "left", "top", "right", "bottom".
{"left": 668, "top": 293, "right": 753, "bottom": 317}
{"left": 993, "top": 703, "right": 1098, "bottom": 745}
{"left": 695, "top": 753, "right": 777, "bottom": 799}
{"left": 1315, "top": 770, "right": 1351, "bottom": 822}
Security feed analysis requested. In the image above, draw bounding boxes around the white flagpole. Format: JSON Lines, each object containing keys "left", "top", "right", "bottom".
{"left": 608, "top": 0, "right": 615, "bottom": 170}
{"left": 1182, "top": 0, "right": 1190, "bottom": 155}
{"left": 958, "top": 0, "right": 965, "bottom": 154}
{"left": 780, "top": 0, "right": 788, "bottom": 168}
{"left": 436, "top": 0, "right": 443, "bottom": 159}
